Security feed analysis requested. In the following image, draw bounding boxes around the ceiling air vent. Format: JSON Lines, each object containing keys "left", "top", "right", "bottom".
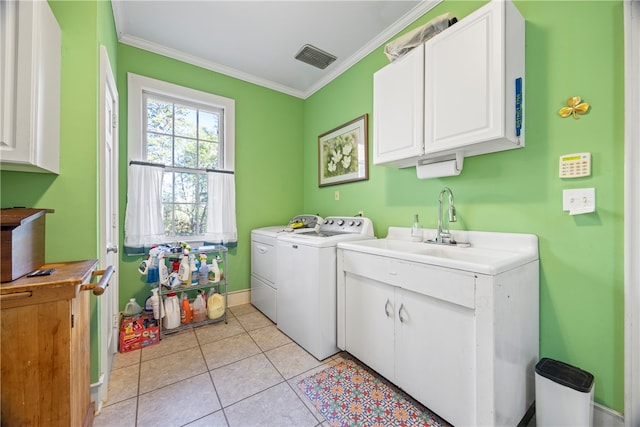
{"left": 295, "top": 44, "right": 337, "bottom": 70}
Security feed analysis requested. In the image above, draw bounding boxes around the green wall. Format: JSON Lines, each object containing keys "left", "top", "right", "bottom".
{"left": 115, "top": 44, "right": 305, "bottom": 307}
{"left": 303, "top": 0, "right": 624, "bottom": 412}
{"left": 0, "top": 0, "right": 625, "bottom": 415}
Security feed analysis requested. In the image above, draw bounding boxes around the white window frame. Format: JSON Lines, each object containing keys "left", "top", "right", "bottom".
{"left": 128, "top": 72, "right": 235, "bottom": 169}
{"left": 127, "top": 72, "right": 235, "bottom": 243}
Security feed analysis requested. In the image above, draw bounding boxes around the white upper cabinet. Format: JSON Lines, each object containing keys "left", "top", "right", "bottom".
{"left": 373, "top": 0, "right": 524, "bottom": 169}
{"left": 1, "top": 0, "right": 61, "bottom": 174}
{"left": 373, "top": 45, "right": 424, "bottom": 168}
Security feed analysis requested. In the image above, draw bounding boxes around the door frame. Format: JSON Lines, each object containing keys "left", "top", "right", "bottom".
{"left": 624, "top": 0, "right": 639, "bottom": 425}
{"left": 93, "top": 45, "right": 119, "bottom": 412}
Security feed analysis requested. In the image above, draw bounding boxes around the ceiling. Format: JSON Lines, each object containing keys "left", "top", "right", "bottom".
{"left": 111, "top": 1, "right": 441, "bottom": 99}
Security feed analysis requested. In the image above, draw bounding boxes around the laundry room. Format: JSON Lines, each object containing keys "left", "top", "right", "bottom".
{"left": 0, "top": 0, "right": 636, "bottom": 425}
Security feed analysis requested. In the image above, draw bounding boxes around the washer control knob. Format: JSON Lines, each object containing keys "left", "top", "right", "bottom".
{"left": 348, "top": 220, "right": 355, "bottom": 226}
{"left": 337, "top": 219, "right": 345, "bottom": 226}
{"left": 355, "top": 221, "right": 362, "bottom": 226}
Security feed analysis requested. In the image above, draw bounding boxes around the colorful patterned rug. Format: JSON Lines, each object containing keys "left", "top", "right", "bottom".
{"left": 297, "top": 358, "right": 450, "bottom": 427}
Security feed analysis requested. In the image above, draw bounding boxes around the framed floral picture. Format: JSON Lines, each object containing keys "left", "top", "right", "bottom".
{"left": 318, "top": 114, "right": 369, "bottom": 187}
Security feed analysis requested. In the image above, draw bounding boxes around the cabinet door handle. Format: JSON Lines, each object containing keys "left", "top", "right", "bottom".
{"left": 0, "top": 291, "right": 33, "bottom": 301}
{"left": 81, "top": 265, "right": 115, "bottom": 296}
{"left": 399, "top": 304, "right": 406, "bottom": 323}
{"left": 384, "top": 299, "right": 392, "bottom": 317}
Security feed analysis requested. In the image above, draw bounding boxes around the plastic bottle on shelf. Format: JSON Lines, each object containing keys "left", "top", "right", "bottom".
{"left": 180, "top": 292, "right": 192, "bottom": 324}
{"left": 146, "top": 251, "right": 160, "bottom": 287}
{"left": 190, "top": 254, "right": 199, "bottom": 287}
{"left": 209, "top": 259, "right": 220, "bottom": 283}
{"left": 159, "top": 252, "right": 169, "bottom": 287}
{"left": 191, "top": 293, "right": 206, "bottom": 322}
{"left": 198, "top": 253, "right": 209, "bottom": 285}
{"left": 150, "top": 288, "right": 162, "bottom": 319}
{"left": 163, "top": 292, "right": 180, "bottom": 329}
{"left": 207, "top": 289, "right": 225, "bottom": 319}
{"left": 178, "top": 251, "right": 191, "bottom": 286}
{"left": 216, "top": 255, "right": 224, "bottom": 280}
{"left": 123, "top": 298, "right": 143, "bottom": 316}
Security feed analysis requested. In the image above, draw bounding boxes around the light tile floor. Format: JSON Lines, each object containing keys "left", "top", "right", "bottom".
{"left": 94, "top": 303, "right": 535, "bottom": 427}
{"left": 93, "top": 304, "right": 343, "bottom": 427}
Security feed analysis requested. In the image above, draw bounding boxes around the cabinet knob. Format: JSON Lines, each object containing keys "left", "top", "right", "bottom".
{"left": 107, "top": 244, "right": 118, "bottom": 254}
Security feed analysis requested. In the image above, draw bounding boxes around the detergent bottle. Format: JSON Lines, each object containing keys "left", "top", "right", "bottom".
{"left": 190, "top": 254, "right": 199, "bottom": 287}
{"left": 163, "top": 292, "right": 180, "bottom": 329}
{"left": 198, "top": 253, "right": 209, "bottom": 285}
{"left": 207, "top": 289, "right": 225, "bottom": 319}
{"left": 178, "top": 251, "right": 191, "bottom": 286}
{"left": 209, "top": 258, "right": 220, "bottom": 283}
{"left": 180, "top": 292, "right": 192, "bottom": 324}
{"left": 123, "top": 298, "right": 143, "bottom": 316}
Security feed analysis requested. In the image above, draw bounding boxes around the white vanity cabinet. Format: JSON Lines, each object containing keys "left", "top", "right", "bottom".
{"left": 373, "top": 0, "right": 524, "bottom": 169}
{"left": 1, "top": 0, "right": 61, "bottom": 173}
{"left": 337, "top": 230, "right": 539, "bottom": 426}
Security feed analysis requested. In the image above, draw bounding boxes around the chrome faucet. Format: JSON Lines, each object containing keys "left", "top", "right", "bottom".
{"left": 431, "top": 187, "right": 457, "bottom": 245}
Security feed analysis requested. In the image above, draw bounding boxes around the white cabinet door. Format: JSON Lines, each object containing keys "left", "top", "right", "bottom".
{"left": 373, "top": 45, "right": 424, "bottom": 168}
{"left": 395, "top": 287, "right": 477, "bottom": 427}
{"left": 0, "top": 0, "right": 60, "bottom": 173}
{"left": 424, "top": 0, "right": 524, "bottom": 157}
{"left": 344, "top": 274, "right": 395, "bottom": 382}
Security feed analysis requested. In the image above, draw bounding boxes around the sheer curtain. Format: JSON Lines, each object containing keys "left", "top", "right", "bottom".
{"left": 124, "top": 162, "right": 165, "bottom": 254}
{"left": 204, "top": 170, "right": 237, "bottom": 246}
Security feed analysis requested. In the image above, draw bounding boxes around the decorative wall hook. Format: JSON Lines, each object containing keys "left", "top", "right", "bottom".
{"left": 559, "top": 96, "right": 590, "bottom": 119}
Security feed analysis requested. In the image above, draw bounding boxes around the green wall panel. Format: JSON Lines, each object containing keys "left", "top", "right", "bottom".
{"left": 303, "top": 0, "right": 624, "bottom": 413}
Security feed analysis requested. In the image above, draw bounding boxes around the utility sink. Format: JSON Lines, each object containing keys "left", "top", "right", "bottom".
{"left": 338, "top": 227, "right": 539, "bottom": 275}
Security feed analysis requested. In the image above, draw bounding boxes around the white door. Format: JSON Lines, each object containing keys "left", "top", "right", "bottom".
{"left": 97, "top": 46, "right": 119, "bottom": 408}
{"left": 344, "top": 274, "right": 395, "bottom": 381}
{"left": 395, "top": 287, "right": 476, "bottom": 427}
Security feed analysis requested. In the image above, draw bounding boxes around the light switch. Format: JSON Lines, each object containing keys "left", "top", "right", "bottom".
{"left": 563, "top": 188, "right": 595, "bottom": 215}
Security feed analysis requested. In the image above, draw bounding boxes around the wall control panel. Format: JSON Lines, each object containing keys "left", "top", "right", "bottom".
{"left": 559, "top": 152, "right": 591, "bottom": 178}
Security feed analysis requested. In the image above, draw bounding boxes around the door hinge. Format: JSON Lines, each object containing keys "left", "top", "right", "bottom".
{"left": 111, "top": 111, "right": 118, "bottom": 129}
{"left": 71, "top": 314, "right": 75, "bottom": 328}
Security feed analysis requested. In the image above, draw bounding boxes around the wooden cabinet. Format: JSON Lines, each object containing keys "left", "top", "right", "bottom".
{"left": 1, "top": 260, "right": 99, "bottom": 426}
{"left": 373, "top": 0, "right": 524, "bottom": 170}
{"left": 0, "top": 0, "right": 61, "bottom": 173}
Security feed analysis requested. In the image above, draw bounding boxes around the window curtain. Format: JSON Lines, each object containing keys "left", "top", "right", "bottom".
{"left": 124, "top": 162, "right": 165, "bottom": 255}
{"left": 204, "top": 170, "right": 237, "bottom": 246}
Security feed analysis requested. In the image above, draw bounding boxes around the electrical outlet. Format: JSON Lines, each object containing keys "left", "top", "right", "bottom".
{"left": 334, "top": 191, "right": 340, "bottom": 201}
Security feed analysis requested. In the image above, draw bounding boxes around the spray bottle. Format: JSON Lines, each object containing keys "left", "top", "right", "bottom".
{"left": 178, "top": 250, "right": 191, "bottom": 286}
{"left": 198, "top": 253, "right": 209, "bottom": 285}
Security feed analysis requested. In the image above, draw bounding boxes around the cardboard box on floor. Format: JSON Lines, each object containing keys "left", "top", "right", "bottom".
{"left": 119, "top": 313, "right": 159, "bottom": 353}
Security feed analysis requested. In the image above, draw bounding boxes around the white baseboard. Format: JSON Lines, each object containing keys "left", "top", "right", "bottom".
{"left": 227, "top": 289, "right": 250, "bottom": 307}
{"left": 594, "top": 402, "right": 624, "bottom": 426}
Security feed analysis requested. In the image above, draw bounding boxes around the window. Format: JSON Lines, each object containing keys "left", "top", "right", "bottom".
{"left": 127, "top": 73, "right": 235, "bottom": 244}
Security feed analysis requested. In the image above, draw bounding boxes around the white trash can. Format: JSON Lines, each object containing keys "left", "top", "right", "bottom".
{"left": 535, "top": 357, "right": 594, "bottom": 427}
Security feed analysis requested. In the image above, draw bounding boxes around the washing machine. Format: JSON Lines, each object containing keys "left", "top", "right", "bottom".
{"left": 250, "top": 214, "right": 322, "bottom": 322}
{"left": 276, "top": 216, "right": 375, "bottom": 360}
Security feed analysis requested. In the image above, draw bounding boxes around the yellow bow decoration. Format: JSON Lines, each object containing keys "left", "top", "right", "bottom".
{"left": 559, "top": 96, "right": 590, "bottom": 119}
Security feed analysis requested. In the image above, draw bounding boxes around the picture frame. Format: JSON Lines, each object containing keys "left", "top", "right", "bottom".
{"left": 318, "top": 114, "right": 369, "bottom": 187}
